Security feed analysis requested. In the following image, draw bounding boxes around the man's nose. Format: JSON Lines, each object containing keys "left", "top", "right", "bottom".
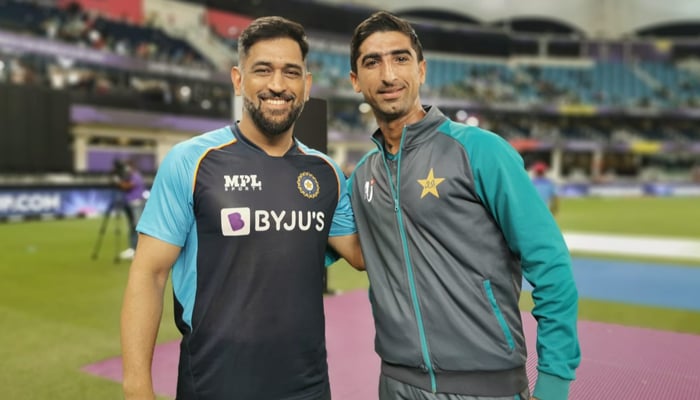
{"left": 267, "top": 70, "right": 285, "bottom": 91}
{"left": 380, "top": 61, "right": 397, "bottom": 81}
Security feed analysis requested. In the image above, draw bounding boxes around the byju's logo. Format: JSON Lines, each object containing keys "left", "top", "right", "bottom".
{"left": 221, "top": 207, "right": 251, "bottom": 236}
{"left": 224, "top": 175, "right": 262, "bottom": 191}
{"left": 221, "top": 207, "right": 325, "bottom": 236}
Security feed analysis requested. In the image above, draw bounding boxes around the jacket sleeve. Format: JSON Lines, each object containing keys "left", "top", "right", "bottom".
{"left": 467, "top": 129, "right": 581, "bottom": 400}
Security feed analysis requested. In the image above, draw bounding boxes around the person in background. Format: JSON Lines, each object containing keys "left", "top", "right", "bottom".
{"left": 531, "top": 161, "right": 559, "bottom": 216}
{"left": 120, "top": 16, "right": 363, "bottom": 400}
{"left": 346, "top": 11, "right": 580, "bottom": 400}
{"left": 113, "top": 158, "right": 146, "bottom": 260}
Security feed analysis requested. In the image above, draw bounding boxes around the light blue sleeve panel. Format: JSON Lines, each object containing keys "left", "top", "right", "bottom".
{"left": 454, "top": 125, "right": 581, "bottom": 399}
{"left": 137, "top": 127, "right": 234, "bottom": 244}
{"left": 136, "top": 127, "right": 235, "bottom": 329}
{"left": 136, "top": 141, "right": 197, "bottom": 246}
{"left": 330, "top": 167, "right": 356, "bottom": 237}
{"left": 298, "top": 143, "right": 357, "bottom": 237}
{"left": 298, "top": 144, "right": 357, "bottom": 268}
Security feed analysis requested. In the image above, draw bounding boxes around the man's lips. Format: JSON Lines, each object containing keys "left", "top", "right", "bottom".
{"left": 259, "top": 96, "right": 293, "bottom": 110}
{"left": 263, "top": 98, "right": 288, "bottom": 105}
{"left": 378, "top": 87, "right": 404, "bottom": 99}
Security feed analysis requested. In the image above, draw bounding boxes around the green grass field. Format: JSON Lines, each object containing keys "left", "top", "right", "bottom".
{"left": 1, "top": 197, "right": 699, "bottom": 399}
{"left": 557, "top": 196, "right": 700, "bottom": 238}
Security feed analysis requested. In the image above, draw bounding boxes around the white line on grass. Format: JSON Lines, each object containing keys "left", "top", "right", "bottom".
{"left": 564, "top": 232, "right": 700, "bottom": 261}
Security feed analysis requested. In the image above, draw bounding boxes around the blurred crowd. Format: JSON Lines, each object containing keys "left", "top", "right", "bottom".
{"left": 0, "top": 0, "right": 229, "bottom": 117}
{"left": 2, "top": 0, "right": 700, "bottom": 182}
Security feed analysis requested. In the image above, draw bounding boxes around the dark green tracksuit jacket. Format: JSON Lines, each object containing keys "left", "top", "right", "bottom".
{"left": 348, "top": 106, "right": 580, "bottom": 399}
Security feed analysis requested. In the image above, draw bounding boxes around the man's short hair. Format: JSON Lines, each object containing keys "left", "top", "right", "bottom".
{"left": 237, "top": 16, "right": 309, "bottom": 64}
{"left": 350, "top": 11, "right": 424, "bottom": 74}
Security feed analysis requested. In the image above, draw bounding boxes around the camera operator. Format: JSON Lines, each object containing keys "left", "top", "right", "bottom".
{"left": 113, "top": 159, "right": 146, "bottom": 260}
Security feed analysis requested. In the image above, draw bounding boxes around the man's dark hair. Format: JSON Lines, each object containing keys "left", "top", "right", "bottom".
{"left": 350, "top": 11, "right": 424, "bottom": 74}
{"left": 237, "top": 16, "right": 309, "bottom": 64}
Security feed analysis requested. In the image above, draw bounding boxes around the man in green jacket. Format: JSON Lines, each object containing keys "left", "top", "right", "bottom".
{"left": 346, "top": 11, "right": 580, "bottom": 400}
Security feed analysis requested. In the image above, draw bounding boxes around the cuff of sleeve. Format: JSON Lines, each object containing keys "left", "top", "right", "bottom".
{"left": 533, "top": 372, "right": 571, "bottom": 400}
{"left": 324, "top": 247, "right": 340, "bottom": 268}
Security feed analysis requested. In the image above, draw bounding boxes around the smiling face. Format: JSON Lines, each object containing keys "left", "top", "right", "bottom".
{"left": 350, "top": 31, "right": 426, "bottom": 124}
{"left": 232, "top": 37, "right": 312, "bottom": 139}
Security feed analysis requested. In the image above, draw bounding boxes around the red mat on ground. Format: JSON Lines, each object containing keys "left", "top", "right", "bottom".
{"left": 84, "top": 290, "right": 700, "bottom": 399}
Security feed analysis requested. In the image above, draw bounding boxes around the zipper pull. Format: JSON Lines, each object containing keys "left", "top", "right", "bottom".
{"left": 394, "top": 199, "right": 399, "bottom": 212}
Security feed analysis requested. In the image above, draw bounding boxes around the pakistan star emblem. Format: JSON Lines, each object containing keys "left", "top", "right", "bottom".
{"left": 417, "top": 168, "right": 445, "bottom": 199}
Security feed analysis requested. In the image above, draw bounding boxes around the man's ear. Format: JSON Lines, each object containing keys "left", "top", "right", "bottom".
{"left": 418, "top": 59, "right": 426, "bottom": 85}
{"left": 231, "top": 66, "right": 242, "bottom": 95}
{"left": 305, "top": 72, "right": 312, "bottom": 101}
{"left": 350, "top": 71, "right": 361, "bottom": 93}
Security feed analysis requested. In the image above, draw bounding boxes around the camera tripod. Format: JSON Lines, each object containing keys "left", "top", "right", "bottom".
{"left": 91, "top": 192, "right": 129, "bottom": 263}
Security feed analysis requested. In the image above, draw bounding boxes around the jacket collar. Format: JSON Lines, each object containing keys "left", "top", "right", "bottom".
{"left": 371, "top": 105, "right": 448, "bottom": 152}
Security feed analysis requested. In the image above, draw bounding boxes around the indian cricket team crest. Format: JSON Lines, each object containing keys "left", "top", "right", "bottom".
{"left": 297, "top": 171, "right": 320, "bottom": 199}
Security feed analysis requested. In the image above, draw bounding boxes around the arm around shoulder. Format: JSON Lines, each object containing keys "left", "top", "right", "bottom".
{"left": 328, "top": 233, "right": 365, "bottom": 270}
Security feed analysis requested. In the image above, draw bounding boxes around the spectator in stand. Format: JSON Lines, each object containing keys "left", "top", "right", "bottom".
{"left": 531, "top": 161, "right": 559, "bottom": 216}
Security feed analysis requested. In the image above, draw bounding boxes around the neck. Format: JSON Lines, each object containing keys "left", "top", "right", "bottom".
{"left": 377, "top": 105, "right": 426, "bottom": 155}
{"left": 238, "top": 120, "right": 294, "bottom": 157}
{"left": 379, "top": 120, "right": 403, "bottom": 155}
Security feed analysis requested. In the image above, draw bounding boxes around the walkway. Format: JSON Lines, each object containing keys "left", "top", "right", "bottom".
{"left": 84, "top": 289, "right": 700, "bottom": 399}
{"left": 84, "top": 232, "right": 700, "bottom": 398}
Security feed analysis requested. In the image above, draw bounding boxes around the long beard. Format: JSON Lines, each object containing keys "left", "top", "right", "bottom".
{"left": 244, "top": 96, "right": 304, "bottom": 137}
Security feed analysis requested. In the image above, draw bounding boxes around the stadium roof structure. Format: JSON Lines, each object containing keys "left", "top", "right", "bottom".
{"left": 201, "top": 0, "right": 700, "bottom": 40}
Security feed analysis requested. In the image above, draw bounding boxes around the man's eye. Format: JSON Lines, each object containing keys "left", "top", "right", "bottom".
{"left": 363, "top": 59, "right": 378, "bottom": 68}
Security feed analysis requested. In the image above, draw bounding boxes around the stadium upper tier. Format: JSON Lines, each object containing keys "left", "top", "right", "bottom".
{"left": 1, "top": 0, "right": 700, "bottom": 145}
{"left": 0, "top": 0, "right": 212, "bottom": 69}
{"left": 2, "top": 0, "right": 699, "bottom": 112}
{"left": 306, "top": 50, "right": 700, "bottom": 110}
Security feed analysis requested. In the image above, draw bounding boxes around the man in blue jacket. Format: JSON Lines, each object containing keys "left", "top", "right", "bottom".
{"left": 346, "top": 11, "right": 580, "bottom": 400}
{"left": 121, "top": 16, "right": 363, "bottom": 400}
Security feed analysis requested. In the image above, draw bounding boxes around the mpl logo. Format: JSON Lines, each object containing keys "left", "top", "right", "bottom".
{"left": 224, "top": 175, "right": 262, "bottom": 191}
{"left": 221, "top": 208, "right": 251, "bottom": 236}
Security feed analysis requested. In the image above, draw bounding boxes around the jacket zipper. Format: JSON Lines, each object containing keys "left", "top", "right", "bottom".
{"left": 374, "top": 131, "right": 437, "bottom": 392}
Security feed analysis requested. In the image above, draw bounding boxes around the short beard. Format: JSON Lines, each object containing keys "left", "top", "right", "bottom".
{"left": 244, "top": 96, "right": 304, "bottom": 138}
{"left": 375, "top": 107, "right": 402, "bottom": 123}
{"left": 363, "top": 96, "right": 403, "bottom": 123}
